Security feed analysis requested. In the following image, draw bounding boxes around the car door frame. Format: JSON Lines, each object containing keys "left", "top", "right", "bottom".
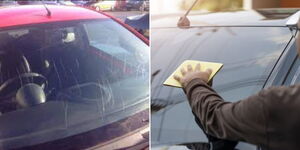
{"left": 264, "top": 34, "right": 297, "bottom": 88}
{"left": 257, "top": 31, "right": 298, "bottom": 150}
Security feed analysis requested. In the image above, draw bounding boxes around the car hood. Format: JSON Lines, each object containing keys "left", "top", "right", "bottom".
{"left": 1, "top": 101, "right": 149, "bottom": 149}
{"left": 152, "top": 8, "right": 300, "bottom": 28}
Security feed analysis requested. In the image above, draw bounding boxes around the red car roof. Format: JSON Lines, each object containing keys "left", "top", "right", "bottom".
{"left": 0, "top": 5, "right": 108, "bottom": 28}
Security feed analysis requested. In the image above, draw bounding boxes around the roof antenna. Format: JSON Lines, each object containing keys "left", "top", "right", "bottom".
{"left": 177, "top": 0, "right": 199, "bottom": 28}
{"left": 42, "top": 0, "right": 51, "bottom": 17}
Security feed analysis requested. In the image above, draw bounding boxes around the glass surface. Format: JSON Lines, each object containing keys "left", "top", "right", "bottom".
{"left": 151, "top": 26, "right": 292, "bottom": 147}
{"left": 0, "top": 19, "right": 149, "bottom": 149}
{"left": 284, "top": 57, "right": 300, "bottom": 85}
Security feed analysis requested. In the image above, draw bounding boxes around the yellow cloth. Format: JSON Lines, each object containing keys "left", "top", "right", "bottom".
{"left": 163, "top": 60, "right": 223, "bottom": 88}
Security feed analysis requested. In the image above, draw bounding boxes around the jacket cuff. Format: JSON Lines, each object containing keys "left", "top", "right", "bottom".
{"left": 183, "top": 78, "right": 208, "bottom": 95}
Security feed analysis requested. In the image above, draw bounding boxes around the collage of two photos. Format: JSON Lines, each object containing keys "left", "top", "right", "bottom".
{"left": 1, "top": 0, "right": 300, "bottom": 150}
{"left": 0, "top": 0, "right": 149, "bottom": 149}
{"left": 152, "top": 1, "right": 300, "bottom": 150}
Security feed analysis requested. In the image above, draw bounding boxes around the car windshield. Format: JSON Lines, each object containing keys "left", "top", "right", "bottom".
{"left": 0, "top": 19, "right": 149, "bottom": 149}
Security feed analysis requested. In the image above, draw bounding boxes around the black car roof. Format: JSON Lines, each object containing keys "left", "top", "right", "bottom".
{"left": 152, "top": 8, "right": 300, "bottom": 28}
{"left": 151, "top": 10, "right": 295, "bottom": 145}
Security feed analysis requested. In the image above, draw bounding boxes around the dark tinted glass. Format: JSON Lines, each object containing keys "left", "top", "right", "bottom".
{"left": 284, "top": 56, "right": 300, "bottom": 85}
{"left": 0, "top": 19, "right": 149, "bottom": 149}
{"left": 151, "top": 27, "right": 292, "bottom": 146}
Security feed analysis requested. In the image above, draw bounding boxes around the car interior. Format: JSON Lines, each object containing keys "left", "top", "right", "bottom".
{"left": 0, "top": 22, "right": 135, "bottom": 114}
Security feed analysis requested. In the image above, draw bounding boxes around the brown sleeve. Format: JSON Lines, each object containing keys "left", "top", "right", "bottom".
{"left": 183, "top": 78, "right": 270, "bottom": 147}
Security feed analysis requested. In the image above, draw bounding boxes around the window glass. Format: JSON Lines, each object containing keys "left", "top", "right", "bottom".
{"left": 284, "top": 57, "right": 300, "bottom": 85}
{"left": 0, "top": 19, "right": 149, "bottom": 149}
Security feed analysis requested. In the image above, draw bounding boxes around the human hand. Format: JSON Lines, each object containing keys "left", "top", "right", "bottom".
{"left": 173, "top": 63, "right": 212, "bottom": 87}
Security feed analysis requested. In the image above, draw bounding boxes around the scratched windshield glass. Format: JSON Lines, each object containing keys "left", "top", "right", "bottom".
{"left": 0, "top": 19, "right": 149, "bottom": 149}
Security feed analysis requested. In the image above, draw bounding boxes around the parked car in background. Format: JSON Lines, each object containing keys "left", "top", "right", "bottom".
{"left": 91, "top": 0, "right": 118, "bottom": 11}
{"left": 0, "top": 0, "right": 18, "bottom": 6}
{"left": 141, "top": 0, "right": 149, "bottom": 11}
{"left": 0, "top": 4, "right": 149, "bottom": 149}
{"left": 71, "top": 0, "right": 89, "bottom": 6}
{"left": 16, "top": 0, "right": 42, "bottom": 5}
{"left": 90, "top": 0, "right": 126, "bottom": 11}
{"left": 80, "top": 0, "right": 96, "bottom": 7}
{"left": 16, "top": 0, "right": 59, "bottom": 5}
{"left": 115, "top": 0, "right": 127, "bottom": 10}
{"left": 126, "top": 0, "right": 148, "bottom": 11}
{"left": 125, "top": 13, "right": 149, "bottom": 38}
{"left": 57, "top": 0, "right": 75, "bottom": 6}
{"left": 43, "top": 1, "right": 60, "bottom": 5}
{"left": 151, "top": 8, "right": 300, "bottom": 150}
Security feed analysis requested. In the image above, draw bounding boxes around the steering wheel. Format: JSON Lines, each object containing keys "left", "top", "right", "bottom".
{"left": 0, "top": 73, "right": 48, "bottom": 98}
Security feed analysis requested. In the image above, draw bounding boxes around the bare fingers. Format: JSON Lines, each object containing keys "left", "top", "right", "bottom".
{"left": 181, "top": 68, "right": 186, "bottom": 76}
{"left": 187, "top": 64, "right": 193, "bottom": 72}
{"left": 173, "top": 74, "right": 181, "bottom": 82}
{"left": 206, "top": 68, "right": 212, "bottom": 75}
{"left": 195, "top": 63, "right": 201, "bottom": 71}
